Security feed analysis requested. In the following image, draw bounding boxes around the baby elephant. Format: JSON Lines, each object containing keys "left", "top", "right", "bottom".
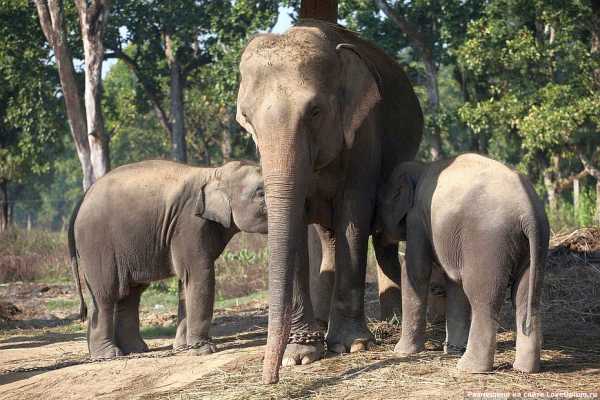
{"left": 69, "top": 160, "right": 267, "bottom": 359}
{"left": 377, "top": 153, "right": 548, "bottom": 373}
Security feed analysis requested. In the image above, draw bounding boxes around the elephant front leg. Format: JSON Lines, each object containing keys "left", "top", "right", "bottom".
{"left": 326, "top": 197, "right": 375, "bottom": 354}
{"left": 184, "top": 263, "right": 217, "bottom": 356}
{"left": 373, "top": 232, "right": 402, "bottom": 321}
{"left": 174, "top": 279, "right": 187, "bottom": 350}
{"left": 395, "top": 215, "right": 432, "bottom": 355}
{"left": 283, "top": 225, "right": 325, "bottom": 366}
{"left": 308, "top": 224, "right": 335, "bottom": 329}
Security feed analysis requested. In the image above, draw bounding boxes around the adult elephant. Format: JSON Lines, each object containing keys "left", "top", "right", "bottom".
{"left": 236, "top": 19, "right": 423, "bottom": 383}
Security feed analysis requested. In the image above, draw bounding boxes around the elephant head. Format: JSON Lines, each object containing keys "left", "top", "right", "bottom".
{"left": 376, "top": 161, "right": 429, "bottom": 242}
{"left": 196, "top": 161, "right": 267, "bottom": 234}
{"left": 236, "top": 21, "right": 422, "bottom": 383}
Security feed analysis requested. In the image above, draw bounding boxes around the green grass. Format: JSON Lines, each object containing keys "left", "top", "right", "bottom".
{"left": 141, "top": 324, "right": 177, "bottom": 338}
{"left": 46, "top": 298, "right": 78, "bottom": 311}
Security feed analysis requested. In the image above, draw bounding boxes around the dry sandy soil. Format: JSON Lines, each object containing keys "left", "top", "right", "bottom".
{"left": 1, "top": 243, "right": 599, "bottom": 399}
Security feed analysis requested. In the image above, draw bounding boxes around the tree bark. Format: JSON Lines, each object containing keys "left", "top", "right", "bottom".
{"left": 75, "top": 0, "right": 111, "bottom": 179}
{"left": 0, "top": 180, "right": 8, "bottom": 233}
{"left": 34, "top": 0, "right": 94, "bottom": 189}
{"left": 165, "top": 33, "right": 188, "bottom": 163}
{"left": 300, "top": 0, "right": 337, "bottom": 22}
{"left": 573, "top": 178, "right": 580, "bottom": 212}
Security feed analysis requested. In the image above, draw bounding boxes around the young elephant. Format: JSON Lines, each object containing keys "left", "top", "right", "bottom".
{"left": 68, "top": 160, "right": 267, "bottom": 359}
{"left": 376, "top": 153, "right": 548, "bottom": 373}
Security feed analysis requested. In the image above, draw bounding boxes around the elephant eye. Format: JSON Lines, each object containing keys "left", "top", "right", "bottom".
{"left": 311, "top": 106, "right": 320, "bottom": 118}
{"left": 255, "top": 188, "right": 265, "bottom": 199}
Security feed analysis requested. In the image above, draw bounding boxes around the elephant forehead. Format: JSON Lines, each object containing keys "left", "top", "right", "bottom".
{"left": 241, "top": 33, "right": 338, "bottom": 84}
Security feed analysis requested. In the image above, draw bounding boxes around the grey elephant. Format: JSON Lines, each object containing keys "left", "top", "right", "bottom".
{"left": 376, "top": 153, "right": 548, "bottom": 373}
{"left": 68, "top": 160, "right": 267, "bottom": 359}
{"left": 236, "top": 19, "right": 423, "bottom": 382}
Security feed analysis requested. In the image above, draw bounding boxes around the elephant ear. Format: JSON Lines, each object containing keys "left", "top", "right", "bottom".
{"left": 194, "top": 181, "right": 232, "bottom": 228}
{"left": 336, "top": 43, "right": 382, "bottom": 149}
{"left": 386, "top": 173, "right": 415, "bottom": 227}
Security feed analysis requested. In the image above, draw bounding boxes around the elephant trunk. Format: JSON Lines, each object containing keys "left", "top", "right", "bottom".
{"left": 261, "top": 173, "right": 307, "bottom": 384}
{"left": 261, "top": 144, "right": 309, "bottom": 384}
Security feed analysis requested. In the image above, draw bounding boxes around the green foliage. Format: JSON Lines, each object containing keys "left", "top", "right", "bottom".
{"left": 0, "top": 0, "right": 66, "bottom": 185}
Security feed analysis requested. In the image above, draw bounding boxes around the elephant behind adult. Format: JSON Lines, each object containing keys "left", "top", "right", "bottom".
{"left": 236, "top": 19, "right": 423, "bottom": 383}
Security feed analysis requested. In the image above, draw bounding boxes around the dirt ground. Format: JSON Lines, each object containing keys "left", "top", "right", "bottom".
{"left": 1, "top": 249, "right": 600, "bottom": 399}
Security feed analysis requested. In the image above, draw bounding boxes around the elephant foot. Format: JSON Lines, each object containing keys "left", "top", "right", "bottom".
{"left": 443, "top": 342, "right": 466, "bottom": 356}
{"left": 119, "top": 338, "right": 149, "bottom": 354}
{"left": 185, "top": 339, "right": 217, "bottom": 356}
{"left": 394, "top": 334, "right": 424, "bottom": 355}
{"left": 90, "top": 343, "right": 124, "bottom": 360}
{"left": 326, "top": 315, "right": 374, "bottom": 354}
{"left": 513, "top": 357, "right": 540, "bottom": 373}
{"left": 282, "top": 342, "right": 324, "bottom": 366}
{"left": 457, "top": 352, "right": 493, "bottom": 373}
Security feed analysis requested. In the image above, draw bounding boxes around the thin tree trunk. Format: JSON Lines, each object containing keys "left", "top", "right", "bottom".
{"left": 75, "top": 0, "right": 111, "bottom": 179}
{"left": 0, "top": 180, "right": 8, "bottom": 233}
{"left": 573, "top": 178, "right": 580, "bottom": 212}
{"left": 596, "top": 181, "right": 600, "bottom": 225}
{"left": 300, "top": 0, "right": 337, "bottom": 22}
{"left": 424, "top": 58, "right": 443, "bottom": 160}
{"left": 34, "top": 0, "right": 94, "bottom": 189}
{"left": 165, "top": 33, "right": 187, "bottom": 164}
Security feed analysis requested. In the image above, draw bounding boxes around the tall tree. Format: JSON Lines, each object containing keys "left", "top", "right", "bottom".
{"left": 74, "top": 0, "right": 112, "bottom": 176}
{"left": 1, "top": 0, "right": 66, "bottom": 231}
{"left": 458, "top": 0, "right": 600, "bottom": 222}
{"left": 371, "top": 0, "right": 484, "bottom": 160}
{"left": 106, "top": 0, "right": 278, "bottom": 163}
{"left": 34, "top": 0, "right": 93, "bottom": 189}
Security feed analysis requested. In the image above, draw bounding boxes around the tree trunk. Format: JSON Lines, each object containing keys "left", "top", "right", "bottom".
{"left": 0, "top": 180, "right": 8, "bottom": 233}
{"left": 424, "top": 57, "right": 443, "bottom": 160}
{"left": 34, "top": 0, "right": 94, "bottom": 189}
{"left": 573, "top": 178, "right": 580, "bottom": 213}
{"left": 165, "top": 33, "right": 188, "bottom": 163}
{"left": 75, "top": 0, "right": 111, "bottom": 179}
{"left": 543, "top": 169, "right": 558, "bottom": 212}
{"left": 596, "top": 180, "right": 600, "bottom": 225}
{"left": 300, "top": 0, "right": 337, "bottom": 22}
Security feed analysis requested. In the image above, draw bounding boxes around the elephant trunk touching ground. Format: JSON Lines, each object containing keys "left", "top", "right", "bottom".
{"left": 260, "top": 124, "right": 312, "bottom": 383}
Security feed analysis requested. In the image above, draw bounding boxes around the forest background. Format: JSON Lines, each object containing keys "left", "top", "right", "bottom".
{"left": 1, "top": 0, "right": 599, "bottom": 233}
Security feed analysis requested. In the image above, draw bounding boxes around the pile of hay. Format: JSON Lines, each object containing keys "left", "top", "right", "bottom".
{"left": 544, "top": 227, "right": 600, "bottom": 330}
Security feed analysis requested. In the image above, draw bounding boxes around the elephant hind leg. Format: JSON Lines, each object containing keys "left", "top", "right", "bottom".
{"left": 115, "top": 284, "right": 149, "bottom": 354}
{"left": 512, "top": 268, "right": 542, "bottom": 373}
{"left": 457, "top": 264, "right": 508, "bottom": 373}
{"left": 444, "top": 280, "right": 470, "bottom": 355}
{"left": 87, "top": 287, "right": 122, "bottom": 359}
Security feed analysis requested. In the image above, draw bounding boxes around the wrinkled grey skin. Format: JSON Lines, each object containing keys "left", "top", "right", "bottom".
{"left": 236, "top": 19, "right": 423, "bottom": 383}
{"left": 376, "top": 153, "right": 548, "bottom": 373}
{"left": 68, "top": 160, "right": 267, "bottom": 359}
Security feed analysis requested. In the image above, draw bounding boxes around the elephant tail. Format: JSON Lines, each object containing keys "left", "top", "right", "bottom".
{"left": 68, "top": 195, "right": 87, "bottom": 322}
{"left": 521, "top": 217, "right": 548, "bottom": 336}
